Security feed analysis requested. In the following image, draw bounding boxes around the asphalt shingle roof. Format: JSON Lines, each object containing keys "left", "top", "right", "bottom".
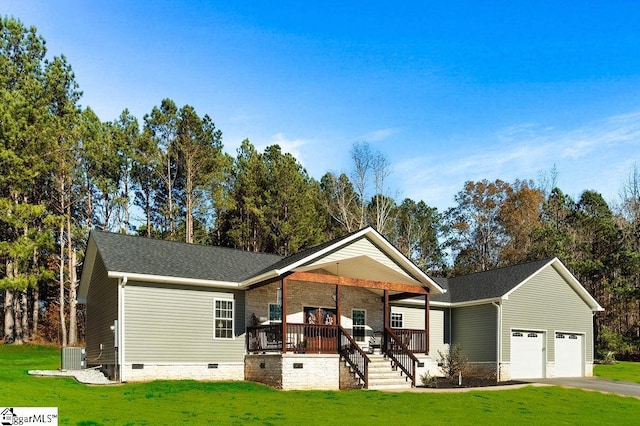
{"left": 90, "top": 230, "right": 554, "bottom": 304}
{"left": 91, "top": 230, "right": 284, "bottom": 283}
{"left": 430, "top": 257, "right": 554, "bottom": 303}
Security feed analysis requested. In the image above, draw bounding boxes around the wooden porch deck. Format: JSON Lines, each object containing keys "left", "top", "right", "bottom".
{"left": 247, "top": 324, "right": 427, "bottom": 388}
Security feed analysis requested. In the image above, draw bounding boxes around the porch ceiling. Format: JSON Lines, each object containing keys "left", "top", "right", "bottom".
{"left": 293, "top": 256, "right": 429, "bottom": 294}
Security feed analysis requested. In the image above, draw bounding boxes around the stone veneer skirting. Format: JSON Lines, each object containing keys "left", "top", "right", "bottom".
{"left": 245, "top": 353, "right": 341, "bottom": 390}
{"left": 121, "top": 362, "right": 244, "bottom": 382}
{"left": 107, "top": 357, "right": 594, "bottom": 385}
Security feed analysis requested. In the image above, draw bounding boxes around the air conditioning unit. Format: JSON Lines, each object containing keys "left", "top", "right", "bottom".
{"left": 61, "top": 347, "right": 86, "bottom": 370}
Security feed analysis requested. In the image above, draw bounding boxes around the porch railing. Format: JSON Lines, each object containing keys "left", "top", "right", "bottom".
{"left": 247, "top": 323, "right": 338, "bottom": 353}
{"left": 384, "top": 326, "right": 419, "bottom": 387}
{"left": 287, "top": 323, "right": 338, "bottom": 353}
{"left": 247, "top": 324, "right": 282, "bottom": 353}
{"left": 393, "top": 328, "right": 427, "bottom": 353}
{"left": 338, "top": 325, "right": 370, "bottom": 389}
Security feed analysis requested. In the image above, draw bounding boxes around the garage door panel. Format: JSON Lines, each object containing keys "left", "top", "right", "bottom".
{"left": 555, "top": 333, "right": 583, "bottom": 377}
{"left": 511, "top": 330, "right": 544, "bottom": 379}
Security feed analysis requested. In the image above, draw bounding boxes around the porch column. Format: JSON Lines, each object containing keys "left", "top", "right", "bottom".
{"left": 282, "top": 277, "right": 288, "bottom": 353}
{"left": 383, "top": 290, "right": 389, "bottom": 349}
{"left": 425, "top": 292, "right": 430, "bottom": 355}
{"left": 335, "top": 284, "right": 342, "bottom": 326}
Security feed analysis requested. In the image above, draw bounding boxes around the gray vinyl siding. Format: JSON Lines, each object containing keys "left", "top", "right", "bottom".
{"left": 502, "top": 265, "right": 593, "bottom": 363}
{"left": 85, "top": 253, "right": 119, "bottom": 366}
{"left": 389, "top": 306, "right": 450, "bottom": 356}
{"left": 452, "top": 304, "right": 497, "bottom": 362}
{"left": 124, "top": 283, "right": 246, "bottom": 363}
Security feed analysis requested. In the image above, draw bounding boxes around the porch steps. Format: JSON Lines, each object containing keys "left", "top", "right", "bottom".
{"left": 366, "top": 354, "right": 413, "bottom": 390}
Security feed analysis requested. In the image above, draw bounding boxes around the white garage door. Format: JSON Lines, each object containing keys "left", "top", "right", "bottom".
{"left": 511, "top": 330, "right": 545, "bottom": 379}
{"left": 555, "top": 333, "right": 583, "bottom": 377}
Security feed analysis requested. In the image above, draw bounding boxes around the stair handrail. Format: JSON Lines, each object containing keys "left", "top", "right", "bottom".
{"left": 384, "top": 326, "right": 418, "bottom": 387}
{"left": 338, "top": 325, "right": 370, "bottom": 389}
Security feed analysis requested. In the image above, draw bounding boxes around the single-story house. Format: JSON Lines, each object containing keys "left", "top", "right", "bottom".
{"left": 78, "top": 227, "right": 602, "bottom": 390}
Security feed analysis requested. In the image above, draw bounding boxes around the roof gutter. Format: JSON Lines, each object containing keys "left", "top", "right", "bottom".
{"left": 400, "top": 296, "right": 505, "bottom": 308}
{"left": 107, "top": 271, "right": 240, "bottom": 288}
{"left": 239, "top": 270, "right": 281, "bottom": 288}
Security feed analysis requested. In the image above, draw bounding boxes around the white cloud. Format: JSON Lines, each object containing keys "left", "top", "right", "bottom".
{"left": 556, "top": 112, "right": 640, "bottom": 159}
{"left": 256, "top": 132, "right": 311, "bottom": 168}
{"left": 266, "top": 132, "right": 307, "bottom": 153}
{"left": 358, "top": 128, "right": 399, "bottom": 142}
{"left": 496, "top": 122, "right": 542, "bottom": 141}
{"left": 392, "top": 111, "right": 640, "bottom": 211}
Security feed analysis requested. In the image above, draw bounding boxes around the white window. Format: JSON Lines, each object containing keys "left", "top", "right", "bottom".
{"left": 214, "top": 299, "right": 234, "bottom": 339}
{"left": 352, "top": 309, "right": 366, "bottom": 342}
{"left": 268, "top": 303, "right": 281, "bottom": 323}
{"left": 390, "top": 312, "right": 403, "bottom": 328}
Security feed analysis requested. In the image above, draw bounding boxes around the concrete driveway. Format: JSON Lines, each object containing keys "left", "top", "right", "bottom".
{"left": 528, "top": 377, "right": 640, "bottom": 398}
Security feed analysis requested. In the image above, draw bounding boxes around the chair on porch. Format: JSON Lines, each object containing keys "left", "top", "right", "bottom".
{"left": 401, "top": 332, "right": 412, "bottom": 350}
{"left": 368, "top": 331, "right": 382, "bottom": 354}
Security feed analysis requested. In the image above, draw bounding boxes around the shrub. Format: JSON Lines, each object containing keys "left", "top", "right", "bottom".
{"left": 420, "top": 371, "right": 438, "bottom": 388}
{"left": 597, "top": 325, "right": 635, "bottom": 361}
{"left": 438, "top": 344, "right": 468, "bottom": 379}
{"left": 598, "top": 351, "right": 617, "bottom": 365}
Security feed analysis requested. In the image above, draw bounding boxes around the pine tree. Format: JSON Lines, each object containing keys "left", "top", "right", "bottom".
{"left": 0, "top": 17, "right": 76, "bottom": 344}
{"left": 144, "top": 99, "right": 179, "bottom": 240}
{"left": 174, "top": 105, "right": 226, "bottom": 243}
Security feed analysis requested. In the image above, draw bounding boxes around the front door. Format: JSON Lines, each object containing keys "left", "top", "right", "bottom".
{"left": 352, "top": 309, "right": 366, "bottom": 343}
{"left": 304, "top": 307, "right": 337, "bottom": 352}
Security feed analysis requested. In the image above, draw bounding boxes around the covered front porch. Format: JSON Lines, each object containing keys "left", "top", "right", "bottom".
{"left": 244, "top": 270, "right": 431, "bottom": 389}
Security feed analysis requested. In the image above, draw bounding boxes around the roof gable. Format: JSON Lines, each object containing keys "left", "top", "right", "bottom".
{"left": 429, "top": 257, "right": 602, "bottom": 311}
{"left": 435, "top": 258, "right": 552, "bottom": 303}
{"left": 242, "top": 227, "right": 444, "bottom": 293}
{"left": 504, "top": 258, "right": 603, "bottom": 311}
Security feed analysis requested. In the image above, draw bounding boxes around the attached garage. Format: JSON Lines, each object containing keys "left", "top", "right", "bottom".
{"left": 555, "top": 332, "right": 584, "bottom": 377}
{"left": 410, "top": 257, "right": 602, "bottom": 382}
{"left": 510, "top": 330, "right": 545, "bottom": 379}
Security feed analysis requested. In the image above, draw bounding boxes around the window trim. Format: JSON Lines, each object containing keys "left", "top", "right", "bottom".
{"left": 268, "top": 303, "right": 282, "bottom": 323}
{"left": 390, "top": 312, "right": 403, "bottom": 328}
{"left": 213, "top": 298, "right": 235, "bottom": 340}
{"left": 352, "top": 308, "right": 367, "bottom": 342}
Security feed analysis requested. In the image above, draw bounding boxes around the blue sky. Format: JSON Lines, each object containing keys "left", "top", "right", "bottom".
{"left": 4, "top": 1, "right": 640, "bottom": 211}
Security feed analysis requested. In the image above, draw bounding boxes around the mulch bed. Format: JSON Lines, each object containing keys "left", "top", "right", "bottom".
{"left": 421, "top": 377, "right": 527, "bottom": 388}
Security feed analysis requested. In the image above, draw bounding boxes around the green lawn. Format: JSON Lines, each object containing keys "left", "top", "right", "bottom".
{"left": 594, "top": 361, "right": 640, "bottom": 383}
{"left": 1, "top": 346, "right": 639, "bottom": 425}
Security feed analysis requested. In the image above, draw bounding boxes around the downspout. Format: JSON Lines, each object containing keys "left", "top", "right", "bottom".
{"left": 118, "top": 276, "right": 128, "bottom": 383}
{"left": 592, "top": 311, "right": 597, "bottom": 366}
{"left": 492, "top": 302, "right": 501, "bottom": 382}
{"left": 448, "top": 307, "right": 452, "bottom": 347}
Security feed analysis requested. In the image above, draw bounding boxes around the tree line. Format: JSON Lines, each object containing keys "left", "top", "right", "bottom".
{"left": 1, "top": 17, "right": 638, "bottom": 359}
